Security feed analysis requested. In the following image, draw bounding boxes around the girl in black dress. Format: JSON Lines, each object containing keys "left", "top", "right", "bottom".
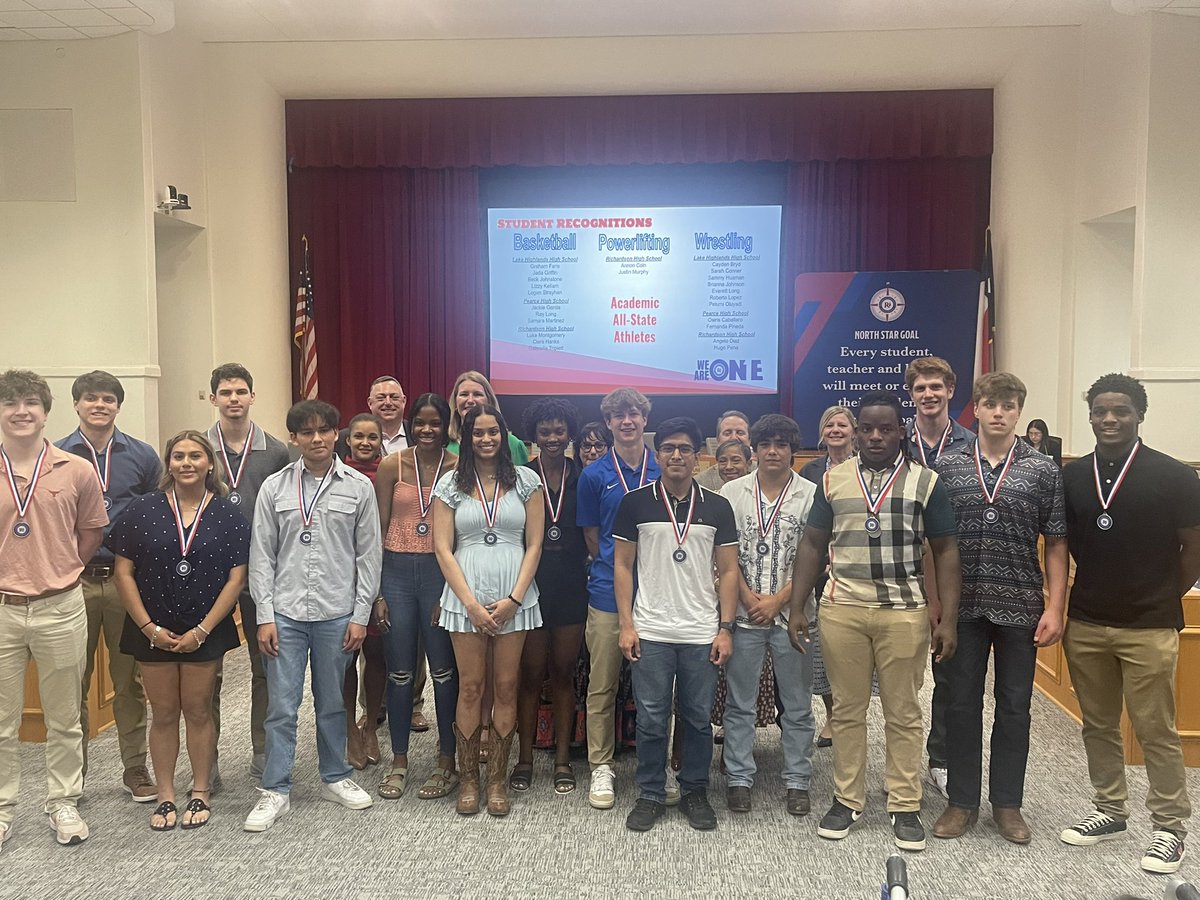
{"left": 107, "top": 431, "right": 250, "bottom": 831}
{"left": 510, "top": 398, "right": 589, "bottom": 794}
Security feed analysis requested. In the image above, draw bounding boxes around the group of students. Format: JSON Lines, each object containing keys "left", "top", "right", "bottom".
{"left": 0, "top": 357, "right": 1196, "bottom": 880}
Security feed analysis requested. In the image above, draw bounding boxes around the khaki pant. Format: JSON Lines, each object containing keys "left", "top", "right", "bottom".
{"left": 0, "top": 585, "right": 88, "bottom": 825}
{"left": 1064, "top": 619, "right": 1191, "bottom": 836}
{"left": 821, "top": 603, "right": 930, "bottom": 813}
{"left": 80, "top": 575, "right": 147, "bottom": 773}
{"left": 585, "top": 608, "right": 622, "bottom": 768}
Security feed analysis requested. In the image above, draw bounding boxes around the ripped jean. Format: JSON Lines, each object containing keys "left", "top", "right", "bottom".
{"left": 381, "top": 551, "right": 458, "bottom": 757}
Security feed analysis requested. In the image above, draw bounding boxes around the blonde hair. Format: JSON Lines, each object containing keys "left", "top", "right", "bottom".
{"left": 448, "top": 370, "right": 501, "bottom": 442}
{"left": 817, "top": 406, "right": 857, "bottom": 451}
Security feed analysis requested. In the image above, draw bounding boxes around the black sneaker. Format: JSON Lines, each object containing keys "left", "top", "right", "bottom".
{"left": 1060, "top": 811, "right": 1127, "bottom": 846}
{"left": 1141, "top": 830, "right": 1186, "bottom": 874}
{"left": 625, "top": 798, "right": 665, "bottom": 832}
{"left": 679, "top": 789, "right": 718, "bottom": 830}
{"left": 890, "top": 811, "right": 927, "bottom": 851}
{"left": 817, "top": 799, "right": 862, "bottom": 840}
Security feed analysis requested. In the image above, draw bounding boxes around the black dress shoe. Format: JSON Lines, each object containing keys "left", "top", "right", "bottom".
{"left": 726, "top": 786, "right": 751, "bottom": 813}
{"left": 786, "top": 789, "right": 811, "bottom": 816}
{"left": 625, "top": 798, "right": 665, "bottom": 832}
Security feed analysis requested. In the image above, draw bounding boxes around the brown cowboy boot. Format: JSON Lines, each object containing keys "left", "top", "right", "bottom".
{"left": 485, "top": 727, "right": 516, "bottom": 817}
{"left": 454, "top": 723, "right": 482, "bottom": 815}
{"left": 346, "top": 713, "right": 368, "bottom": 770}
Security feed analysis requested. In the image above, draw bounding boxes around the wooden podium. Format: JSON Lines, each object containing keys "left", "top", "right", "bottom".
{"left": 19, "top": 607, "right": 247, "bottom": 743}
{"left": 1034, "top": 587, "right": 1200, "bottom": 767}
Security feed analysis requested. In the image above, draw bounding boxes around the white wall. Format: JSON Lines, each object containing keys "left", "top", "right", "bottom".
{"left": 6, "top": 12, "right": 1197, "bottom": 459}
{"left": 0, "top": 33, "right": 159, "bottom": 441}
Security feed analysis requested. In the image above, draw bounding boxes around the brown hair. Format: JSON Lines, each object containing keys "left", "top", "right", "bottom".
{"left": 159, "top": 430, "right": 228, "bottom": 496}
{"left": 972, "top": 372, "right": 1027, "bottom": 408}
{"left": 904, "top": 356, "right": 956, "bottom": 391}
{"left": 0, "top": 369, "right": 53, "bottom": 413}
{"left": 599, "top": 387, "right": 651, "bottom": 420}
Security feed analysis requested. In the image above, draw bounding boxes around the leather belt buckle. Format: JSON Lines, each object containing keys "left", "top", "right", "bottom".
{"left": 84, "top": 565, "right": 114, "bottom": 580}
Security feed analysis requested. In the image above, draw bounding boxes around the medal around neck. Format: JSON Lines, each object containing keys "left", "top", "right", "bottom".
{"left": 539, "top": 456, "right": 567, "bottom": 543}
{"left": 754, "top": 472, "right": 793, "bottom": 556}
{"left": 856, "top": 454, "right": 904, "bottom": 540}
{"left": 170, "top": 487, "right": 211, "bottom": 579}
{"left": 1092, "top": 441, "right": 1139, "bottom": 534}
{"left": 660, "top": 481, "right": 697, "bottom": 564}
{"left": 3, "top": 441, "right": 47, "bottom": 540}
{"left": 414, "top": 449, "right": 445, "bottom": 540}
{"left": 476, "top": 471, "right": 501, "bottom": 546}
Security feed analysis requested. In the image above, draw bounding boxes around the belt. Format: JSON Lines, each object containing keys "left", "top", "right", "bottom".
{"left": 83, "top": 564, "right": 115, "bottom": 580}
{"left": 0, "top": 580, "right": 81, "bottom": 606}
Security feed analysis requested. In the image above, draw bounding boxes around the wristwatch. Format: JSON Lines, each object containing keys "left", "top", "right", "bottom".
{"left": 719, "top": 620, "right": 735, "bottom": 633}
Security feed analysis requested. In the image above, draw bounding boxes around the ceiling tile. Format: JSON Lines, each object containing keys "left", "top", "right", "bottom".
{"left": 24, "top": 0, "right": 92, "bottom": 8}
{"left": 104, "top": 4, "right": 152, "bottom": 24}
{"left": 49, "top": 7, "right": 118, "bottom": 24}
{"left": 0, "top": 0, "right": 33, "bottom": 11}
{"left": 95, "top": 0, "right": 135, "bottom": 6}
{"left": 0, "top": 8, "right": 58, "bottom": 24}
{"left": 0, "top": 26, "right": 35, "bottom": 36}
{"left": 75, "top": 22, "right": 125, "bottom": 34}
{"left": 23, "top": 24, "right": 86, "bottom": 36}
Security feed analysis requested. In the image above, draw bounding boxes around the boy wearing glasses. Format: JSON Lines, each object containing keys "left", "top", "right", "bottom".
{"left": 613, "top": 417, "right": 739, "bottom": 832}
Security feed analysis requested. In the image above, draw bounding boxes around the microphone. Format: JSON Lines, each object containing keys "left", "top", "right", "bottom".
{"left": 883, "top": 853, "right": 909, "bottom": 900}
{"left": 1165, "top": 878, "right": 1200, "bottom": 900}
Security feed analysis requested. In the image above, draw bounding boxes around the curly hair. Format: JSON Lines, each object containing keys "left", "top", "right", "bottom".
{"left": 522, "top": 397, "right": 581, "bottom": 444}
{"left": 1086, "top": 373, "right": 1148, "bottom": 416}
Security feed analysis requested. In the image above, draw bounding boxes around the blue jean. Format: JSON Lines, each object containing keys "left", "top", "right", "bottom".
{"left": 262, "top": 612, "right": 354, "bottom": 794}
{"left": 631, "top": 639, "right": 717, "bottom": 803}
{"left": 944, "top": 617, "right": 1038, "bottom": 808}
{"left": 381, "top": 551, "right": 457, "bottom": 757}
{"left": 724, "top": 624, "right": 815, "bottom": 789}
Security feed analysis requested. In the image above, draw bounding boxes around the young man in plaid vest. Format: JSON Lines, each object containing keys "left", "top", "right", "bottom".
{"left": 788, "top": 392, "right": 962, "bottom": 852}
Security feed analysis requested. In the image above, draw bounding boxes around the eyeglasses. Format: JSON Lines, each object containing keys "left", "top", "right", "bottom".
{"left": 658, "top": 444, "right": 695, "bottom": 457}
{"left": 578, "top": 441, "right": 608, "bottom": 451}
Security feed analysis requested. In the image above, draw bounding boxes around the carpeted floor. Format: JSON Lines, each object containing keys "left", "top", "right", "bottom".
{"left": 6, "top": 649, "right": 1196, "bottom": 900}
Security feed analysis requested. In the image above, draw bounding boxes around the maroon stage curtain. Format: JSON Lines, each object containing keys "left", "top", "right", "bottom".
{"left": 286, "top": 91, "right": 993, "bottom": 169}
{"left": 286, "top": 167, "right": 484, "bottom": 418}
{"left": 286, "top": 91, "right": 993, "bottom": 415}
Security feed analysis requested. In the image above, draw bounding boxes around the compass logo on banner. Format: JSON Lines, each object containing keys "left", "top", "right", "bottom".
{"left": 869, "top": 285, "right": 906, "bottom": 323}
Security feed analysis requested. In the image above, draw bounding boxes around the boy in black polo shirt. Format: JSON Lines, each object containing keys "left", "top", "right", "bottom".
{"left": 613, "top": 417, "right": 739, "bottom": 833}
{"left": 1059, "top": 373, "right": 1200, "bottom": 875}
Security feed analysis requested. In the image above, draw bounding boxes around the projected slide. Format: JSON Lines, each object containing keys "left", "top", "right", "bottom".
{"left": 487, "top": 206, "right": 781, "bottom": 395}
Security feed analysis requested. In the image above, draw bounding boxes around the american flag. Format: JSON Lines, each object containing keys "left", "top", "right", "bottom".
{"left": 973, "top": 227, "right": 995, "bottom": 382}
{"left": 293, "top": 238, "right": 319, "bottom": 400}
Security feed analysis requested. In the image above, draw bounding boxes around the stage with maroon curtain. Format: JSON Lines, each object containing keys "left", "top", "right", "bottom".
{"left": 284, "top": 90, "right": 992, "bottom": 436}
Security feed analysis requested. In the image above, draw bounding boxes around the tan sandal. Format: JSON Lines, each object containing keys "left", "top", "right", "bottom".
{"left": 378, "top": 766, "right": 408, "bottom": 800}
{"left": 417, "top": 766, "right": 460, "bottom": 799}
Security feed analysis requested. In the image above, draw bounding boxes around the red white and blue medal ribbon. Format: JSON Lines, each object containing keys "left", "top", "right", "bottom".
{"left": 297, "top": 461, "right": 334, "bottom": 544}
{"left": 974, "top": 439, "right": 1019, "bottom": 525}
{"left": 80, "top": 432, "right": 112, "bottom": 509}
{"left": 538, "top": 457, "right": 566, "bottom": 542}
{"left": 660, "top": 481, "right": 697, "bottom": 563}
{"left": 1092, "top": 440, "right": 1140, "bottom": 531}
{"left": 413, "top": 449, "right": 445, "bottom": 537}
{"left": 217, "top": 422, "right": 254, "bottom": 505}
{"left": 856, "top": 453, "right": 905, "bottom": 538}
{"left": 611, "top": 447, "right": 648, "bottom": 495}
{"left": 170, "top": 487, "right": 211, "bottom": 577}
{"left": 754, "top": 472, "right": 793, "bottom": 556}
{"left": 914, "top": 422, "right": 953, "bottom": 466}
{"left": 476, "top": 473, "right": 501, "bottom": 544}
{"left": 2, "top": 440, "right": 48, "bottom": 538}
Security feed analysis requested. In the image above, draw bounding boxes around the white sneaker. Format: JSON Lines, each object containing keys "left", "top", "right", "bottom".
{"left": 244, "top": 789, "right": 290, "bottom": 832}
{"left": 48, "top": 806, "right": 89, "bottom": 845}
{"left": 926, "top": 766, "right": 949, "bottom": 799}
{"left": 588, "top": 764, "right": 615, "bottom": 809}
{"left": 665, "top": 771, "right": 681, "bottom": 807}
{"left": 320, "top": 778, "right": 373, "bottom": 810}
